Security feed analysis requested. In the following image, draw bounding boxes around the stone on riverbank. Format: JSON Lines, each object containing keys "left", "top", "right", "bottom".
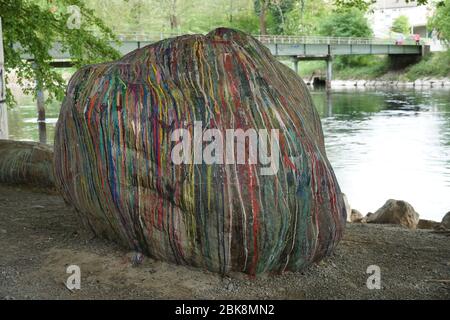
{"left": 350, "top": 209, "right": 363, "bottom": 223}
{"left": 441, "top": 212, "right": 450, "bottom": 230}
{"left": 417, "top": 219, "right": 441, "bottom": 230}
{"left": 365, "top": 199, "right": 419, "bottom": 229}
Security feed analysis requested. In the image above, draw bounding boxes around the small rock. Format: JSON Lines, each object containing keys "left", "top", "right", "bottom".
{"left": 129, "top": 252, "right": 144, "bottom": 267}
{"left": 0, "top": 229, "right": 6, "bottom": 234}
{"left": 3, "top": 295, "right": 15, "bottom": 300}
{"left": 226, "top": 282, "right": 235, "bottom": 291}
{"left": 350, "top": 209, "right": 363, "bottom": 223}
{"left": 441, "top": 211, "right": 450, "bottom": 229}
{"left": 417, "top": 219, "right": 440, "bottom": 230}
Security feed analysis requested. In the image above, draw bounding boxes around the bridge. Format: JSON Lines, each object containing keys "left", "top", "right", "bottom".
{"left": 20, "top": 32, "right": 429, "bottom": 89}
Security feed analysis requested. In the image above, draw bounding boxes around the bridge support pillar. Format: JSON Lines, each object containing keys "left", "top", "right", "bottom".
{"left": 33, "top": 63, "right": 47, "bottom": 144}
{"left": 293, "top": 58, "right": 299, "bottom": 75}
{"left": 326, "top": 58, "right": 333, "bottom": 91}
{"left": 36, "top": 87, "right": 46, "bottom": 144}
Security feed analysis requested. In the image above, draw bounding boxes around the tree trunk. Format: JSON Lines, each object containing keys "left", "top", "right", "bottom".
{"left": 259, "top": 0, "right": 269, "bottom": 35}
{"left": 33, "top": 62, "right": 47, "bottom": 144}
{"left": 169, "top": 0, "right": 178, "bottom": 31}
{"left": 37, "top": 87, "right": 47, "bottom": 144}
{"left": 0, "top": 17, "right": 8, "bottom": 140}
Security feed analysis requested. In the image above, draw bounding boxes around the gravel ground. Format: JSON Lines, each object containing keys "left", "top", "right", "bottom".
{"left": 0, "top": 184, "right": 449, "bottom": 300}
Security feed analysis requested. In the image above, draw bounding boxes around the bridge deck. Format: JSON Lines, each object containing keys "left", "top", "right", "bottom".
{"left": 19, "top": 34, "right": 425, "bottom": 62}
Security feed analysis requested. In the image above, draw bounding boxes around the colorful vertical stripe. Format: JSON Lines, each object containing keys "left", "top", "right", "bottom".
{"left": 53, "top": 28, "right": 346, "bottom": 275}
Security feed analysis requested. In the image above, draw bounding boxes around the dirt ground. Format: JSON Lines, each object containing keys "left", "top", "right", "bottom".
{"left": 0, "top": 184, "right": 449, "bottom": 300}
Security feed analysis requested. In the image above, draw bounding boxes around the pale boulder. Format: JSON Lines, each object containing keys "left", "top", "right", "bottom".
{"left": 365, "top": 199, "right": 419, "bottom": 229}
{"left": 350, "top": 209, "right": 363, "bottom": 223}
{"left": 441, "top": 212, "right": 450, "bottom": 229}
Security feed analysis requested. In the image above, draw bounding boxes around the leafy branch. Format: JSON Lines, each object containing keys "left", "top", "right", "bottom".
{"left": 1, "top": 0, "right": 121, "bottom": 107}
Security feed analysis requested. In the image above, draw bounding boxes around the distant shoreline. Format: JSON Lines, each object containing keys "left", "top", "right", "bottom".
{"left": 326, "top": 78, "right": 450, "bottom": 89}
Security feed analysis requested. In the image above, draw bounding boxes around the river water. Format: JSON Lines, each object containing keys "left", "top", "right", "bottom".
{"left": 5, "top": 88, "right": 450, "bottom": 221}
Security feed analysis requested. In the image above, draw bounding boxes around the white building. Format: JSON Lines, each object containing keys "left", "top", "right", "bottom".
{"left": 367, "top": 0, "right": 435, "bottom": 38}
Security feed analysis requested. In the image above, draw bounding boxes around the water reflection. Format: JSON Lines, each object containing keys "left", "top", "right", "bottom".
{"left": 6, "top": 96, "right": 59, "bottom": 143}
{"left": 5, "top": 88, "right": 450, "bottom": 221}
{"left": 313, "top": 88, "right": 450, "bottom": 221}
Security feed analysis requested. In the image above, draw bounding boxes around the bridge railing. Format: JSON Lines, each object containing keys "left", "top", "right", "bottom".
{"left": 254, "top": 35, "right": 418, "bottom": 45}
{"left": 115, "top": 31, "right": 419, "bottom": 46}
{"left": 116, "top": 32, "right": 184, "bottom": 41}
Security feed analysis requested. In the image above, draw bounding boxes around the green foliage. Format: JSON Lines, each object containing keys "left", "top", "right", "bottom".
{"left": 405, "top": 52, "right": 450, "bottom": 79}
{"left": 319, "top": 8, "right": 372, "bottom": 38}
{"left": 226, "top": 12, "right": 260, "bottom": 34}
{"left": 284, "top": 0, "right": 331, "bottom": 35}
{"left": 1, "top": 0, "right": 120, "bottom": 107}
{"left": 391, "top": 15, "right": 410, "bottom": 34}
{"left": 334, "top": 56, "right": 389, "bottom": 79}
{"left": 319, "top": 8, "right": 373, "bottom": 69}
{"left": 333, "top": 0, "right": 431, "bottom": 11}
{"left": 267, "top": 0, "right": 295, "bottom": 34}
{"left": 291, "top": 56, "right": 389, "bottom": 80}
{"left": 86, "top": 0, "right": 257, "bottom": 34}
{"left": 429, "top": 0, "right": 450, "bottom": 42}
{"left": 296, "top": 60, "right": 326, "bottom": 77}
{"left": 333, "top": 0, "right": 375, "bottom": 12}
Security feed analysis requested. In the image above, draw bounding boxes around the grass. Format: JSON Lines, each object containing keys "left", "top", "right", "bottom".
{"left": 298, "top": 61, "right": 327, "bottom": 78}
{"left": 334, "top": 60, "right": 389, "bottom": 80}
{"left": 283, "top": 51, "right": 450, "bottom": 81}
{"left": 405, "top": 51, "right": 450, "bottom": 80}
{"left": 287, "top": 56, "right": 389, "bottom": 80}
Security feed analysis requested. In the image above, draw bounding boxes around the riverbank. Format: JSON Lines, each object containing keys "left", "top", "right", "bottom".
{"left": 0, "top": 184, "right": 449, "bottom": 300}
{"left": 329, "top": 77, "right": 450, "bottom": 89}
{"left": 298, "top": 51, "right": 450, "bottom": 87}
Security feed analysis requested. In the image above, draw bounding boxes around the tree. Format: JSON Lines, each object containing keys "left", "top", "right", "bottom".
{"left": 319, "top": 8, "right": 372, "bottom": 38}
{"left": 333, "top": 0, "right": 375, "bottom": 12}
{"left": 254, "top": 0, "right": 298, "bottom": 35}
{"left": 429, "top": 0, "right": 450, "bottom": 43}
{"left": 158, "top": 0, "right": 179, "bottom": 31}
{"left": 284, "top": 0, "right": 331, "bottom": 35}
{"left": 319, "top": 8, "right": 373, "bottom": 68}
{"left": 0, "top": 0, "right": 120, "bottom": 107}
{"left": 391, "top": 15, "right": 410, "bottom": 35}
{"left": 255, "top": 0, "right": 270, "bottom": 35}
{"left": 269, "top": 0, "right": 295, "bottom": 34}
{"left": 333, "top": 0, "right": 435, "bottom": 11}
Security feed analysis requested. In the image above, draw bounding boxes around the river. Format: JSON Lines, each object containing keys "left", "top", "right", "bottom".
{"left": 5, "top": 88, "right": 450, "bottom": 221}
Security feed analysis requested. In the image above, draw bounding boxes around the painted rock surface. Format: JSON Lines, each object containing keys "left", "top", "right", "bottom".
{"left": 54, "top": 28, "right": 346, "bottom": 275}
{"left": 0, "top": 139, "right": 54, "bottom": 188}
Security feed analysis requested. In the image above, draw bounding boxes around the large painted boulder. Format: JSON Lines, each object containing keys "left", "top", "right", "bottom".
{"left": 54, "top": 28, "right": 346, "bottom": 275}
